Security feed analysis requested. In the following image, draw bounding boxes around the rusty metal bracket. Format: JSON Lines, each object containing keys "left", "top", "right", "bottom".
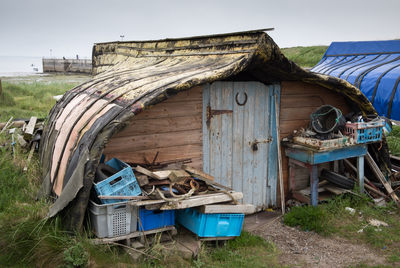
{"left": 206, "top": 104, "right": 233, "bottom": 125}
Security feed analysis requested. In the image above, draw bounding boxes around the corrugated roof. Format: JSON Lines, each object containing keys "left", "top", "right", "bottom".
{"left": 311, "top": 40, "right": 400, "bottom": 120}
{"left": 39, "top": 30, "right": 377, "bottom": 229}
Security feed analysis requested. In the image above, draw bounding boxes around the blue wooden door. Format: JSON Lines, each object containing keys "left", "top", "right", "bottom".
{"left": 203, "top": 81, "right": 280, "bottom": 209}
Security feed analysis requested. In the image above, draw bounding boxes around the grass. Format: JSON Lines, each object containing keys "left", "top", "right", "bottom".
{"left": 283, "top": 194, "right": 400, "bottom": 264}
{"left": 281, "top": 46, "right": 328, "bottom": 68}
{"left": 0, "top": 74, "right": 280, "bottom": 266}
{"left": 0, "top": 81, "right": 80, "bottom": 121}
{"left": 1, "top": 73, "right": 399, "bottom": 266}
{"left": 192, "top": 231, "right": 280, "bottom": 268}
{"left": 387, "top": 125, "right": 400, "bottom": 156}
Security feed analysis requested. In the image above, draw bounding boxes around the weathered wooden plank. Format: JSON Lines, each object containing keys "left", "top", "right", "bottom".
{"left": 91, "top": 226, "right": 176, "bottom": 244}
{"left": 113, "top": 116, "right": 202, "bottom": 137}
{"left": 162, "top": 86, "right": 202, "bottom": 103}
{"left": 23, "top": 141, "right": 37, "bottom": 172}
{"left": 168, "top": 169, "right": 190, "bottom": 182}
{"left": 135, "top": 165, "right": 161, "bottom": 180}
{"left": 139, "top": 101, "right": 202, "bottom": 119}
{"left": 152, "top": 170, "right": 171, "bottom": 179}
{"left": 0, "top": 116, "right": 13, "bottom": 134}
{"left": 275, "top": 94, "right": 285, "bottom": 214}
{"left": 160, "top": 191, "right": 243, "bottom": 210}
{"left": 0, "top": 120, "right": 26, "bottom": 129}
{"left": 198, "top": 204, "right": 255, "bottom": 214}
{"left": 280, "top": 107, "right": 318, "bottom": 121}
{"left": 105, "top": 129, "right": 202, "bottom": 153}
{"left": 365, "top": 153, "right": 400, "bottom": 206}
{"left": 104, "top": 145, "right": 202, "bottom": 165}
{"left": 280, "top": 120, "right": 311, "bottom": 135}
{"left": 182, "top": 165, "right": 235, "bottom": 191}
{"left": 281, "top": 96, "right": 324, "bottom": 108}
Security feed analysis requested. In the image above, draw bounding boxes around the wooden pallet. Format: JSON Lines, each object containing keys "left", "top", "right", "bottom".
{"left": 91, "top": 226, "right": 177, "bottom": 245}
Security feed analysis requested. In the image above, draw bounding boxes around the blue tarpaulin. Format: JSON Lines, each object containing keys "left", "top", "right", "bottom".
{"left": 311, "top": 40, "right": 400, "bottom": 120}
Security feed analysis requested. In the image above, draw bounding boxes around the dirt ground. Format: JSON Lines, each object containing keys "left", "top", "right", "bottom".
{"left": 244, "top": 212, "right": 387, "bottom": 268}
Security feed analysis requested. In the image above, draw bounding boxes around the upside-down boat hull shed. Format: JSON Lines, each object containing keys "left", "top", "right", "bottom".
{"left": 39, "top": 30, "right": 378, "bottom": 231}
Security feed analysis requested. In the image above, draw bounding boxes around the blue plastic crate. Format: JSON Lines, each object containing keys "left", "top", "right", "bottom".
{"left": 138, "top": 208, "right": 175, "bottom": 231}
{"left": 94, "top": 158, "right": 141, "bottom": 204}
{"left": 176, "top": 208, "right": 244, "bottom": 237}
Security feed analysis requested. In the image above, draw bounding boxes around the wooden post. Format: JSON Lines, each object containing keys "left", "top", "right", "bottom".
{"left": 357, "top": 156, "right": 364, "bottom": 194}
{"left": 275, "top": 94, "right": 285, "bottom": 214}
{"left": 0, "top": 79, "right": 2, "bottom": 96}
{"left": 310, "top": 165, "right": 319, "bottom": 206}
{"left": 366, "top": 152, "right": 400, "bottom": 207}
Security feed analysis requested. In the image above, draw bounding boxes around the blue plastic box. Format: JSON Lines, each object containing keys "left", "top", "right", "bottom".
{"left": 94, "top": 158, "right": 141, "bottom": 204}
{"left": 138, "top": 208, "right": 175, "bottom": 231}
{"left": 345, "top": 120, "right": 384, "bottom": 144}
{"left": 176, "top": 208, "right": 244, "bottom": 237}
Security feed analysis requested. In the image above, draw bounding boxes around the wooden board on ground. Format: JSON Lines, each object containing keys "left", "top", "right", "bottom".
{"left": 23, "top": 116, "right": 37, "bottom": 139}
{"left": 134, "top": 165, "right": 161, "bottom": 180}
{"left": 23, "top": 141, "right": 37, "bottom": 172}
{"left": 182, "top": 165, "right": 232, "bottom": 191}
{"left": 366, "top": 152, "right": 400, "bottom": 207}
{"left": 160, "top": 191, "right": 243, "bottom": 210}
{"left": 128, "top": 191, "right": 243, "bottom": 210}
{"left": 153, "top": 170, "right": 171, "bottom": 179}
{"left": 91, "top": 226, "right": 176, "bottom": 244}
{"left": 198, "top": 204, "right": 255, "bottom": 214}
{"left": 168, "top": 169, "right": 190, "bottom": 182}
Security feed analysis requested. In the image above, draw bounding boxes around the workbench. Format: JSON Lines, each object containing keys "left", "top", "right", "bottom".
{"left": 283, "top": 142, "right": 367, "bottom": 206}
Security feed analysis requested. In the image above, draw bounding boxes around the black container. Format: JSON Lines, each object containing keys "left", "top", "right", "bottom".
{"left": 310, "top": 105, "right": 346, "bottom": 134}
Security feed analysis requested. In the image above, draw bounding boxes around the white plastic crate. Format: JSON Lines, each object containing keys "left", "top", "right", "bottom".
{"left": 89, "top": 200, "right": 138, "bottom": 238}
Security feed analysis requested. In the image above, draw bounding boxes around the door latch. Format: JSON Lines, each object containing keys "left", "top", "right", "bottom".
{"left": 251, "top": 137, "right": 273, "bottom": 151}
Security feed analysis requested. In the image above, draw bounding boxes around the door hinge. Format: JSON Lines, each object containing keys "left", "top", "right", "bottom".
{"left": 207, "top": 105, "right": 233, "bottom": 125}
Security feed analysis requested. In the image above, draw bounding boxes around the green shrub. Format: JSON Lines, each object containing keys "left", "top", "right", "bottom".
{"left": 284, "top": 205, "right": 330, "bottom": 234}
{"left": 63, "top": 242, "right": 89, "bottom": 268}
{"left": 387, "top": 125, "right": 400, "bottom": 156}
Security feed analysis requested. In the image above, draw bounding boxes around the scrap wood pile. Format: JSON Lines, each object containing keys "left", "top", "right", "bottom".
{"left": 284, "top": 105, "right": 400, "bottom": 207}
{"left": 0, "top": 116, "right": 43, "bottom": 170}
{"left": 89, "top": 157, "right": 251, "bottom": 248}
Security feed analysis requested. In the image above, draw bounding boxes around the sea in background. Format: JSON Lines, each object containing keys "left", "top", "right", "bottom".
{"left": 0, "top": 56, "right": 43, "bottom": 77}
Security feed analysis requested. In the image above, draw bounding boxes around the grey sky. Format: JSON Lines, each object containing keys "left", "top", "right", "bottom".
{"left": 1, "top": 0, "right": 399, "bottom": 58}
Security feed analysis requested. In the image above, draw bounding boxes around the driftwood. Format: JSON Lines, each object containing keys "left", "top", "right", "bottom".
{"left": 23, "top": 116, "right": 37, "bottom": 140}
{"left": 182, "top": 165, "right": 232, "bottom": 191}
{"left": 275, "top": 94, "right": 285, "bottom": 214}
{"left": 366, "top": 152, "right": 400, "bottom": 207}
{"left": 0, "top": 117, "right": 13, "bottom": 134}
{"left": 134, "top": 165, "right": 161, "bottom": 180}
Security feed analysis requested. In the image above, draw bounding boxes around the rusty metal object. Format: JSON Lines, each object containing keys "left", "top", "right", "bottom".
{"left": 206, "top": 104, "right": 233, "bottom": 125}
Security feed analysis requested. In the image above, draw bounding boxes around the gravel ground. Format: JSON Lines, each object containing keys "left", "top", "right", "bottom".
{"left": 246, "top": 213, "right": 387, "bottom": 267}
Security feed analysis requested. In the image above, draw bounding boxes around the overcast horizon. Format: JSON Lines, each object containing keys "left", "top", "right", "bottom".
{"left": 1, "top": 0, "right": 399, "bottom": 58}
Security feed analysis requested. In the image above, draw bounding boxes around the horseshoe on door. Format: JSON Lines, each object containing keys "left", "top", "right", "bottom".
{"left": 235, "top": 92, "right": 248, "bottom": 106}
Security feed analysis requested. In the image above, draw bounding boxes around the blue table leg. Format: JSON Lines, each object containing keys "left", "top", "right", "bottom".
{"left": 310, "top": 165, "right": 318, "bottom": 206}
{"left": 357, "top": 156, "right": 364, "bottom": 194}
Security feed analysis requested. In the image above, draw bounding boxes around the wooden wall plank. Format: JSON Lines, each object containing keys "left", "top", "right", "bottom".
{"left": 139, "top": 101, "right": 202, "bottom": 119}
{"left": 104, "top": 86, "right": 203, "bottom": 169}
{"left": 105, "top": 144, "right": 202, "bottom": 165}
{"left": 105, "top": 129, "right": 202, "bottom": 153}
{"left": 279, "top": 81, "right": 351, "bottom": 200}
{"left": 114, "top": 116, "right": 201, "bottom": 137}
